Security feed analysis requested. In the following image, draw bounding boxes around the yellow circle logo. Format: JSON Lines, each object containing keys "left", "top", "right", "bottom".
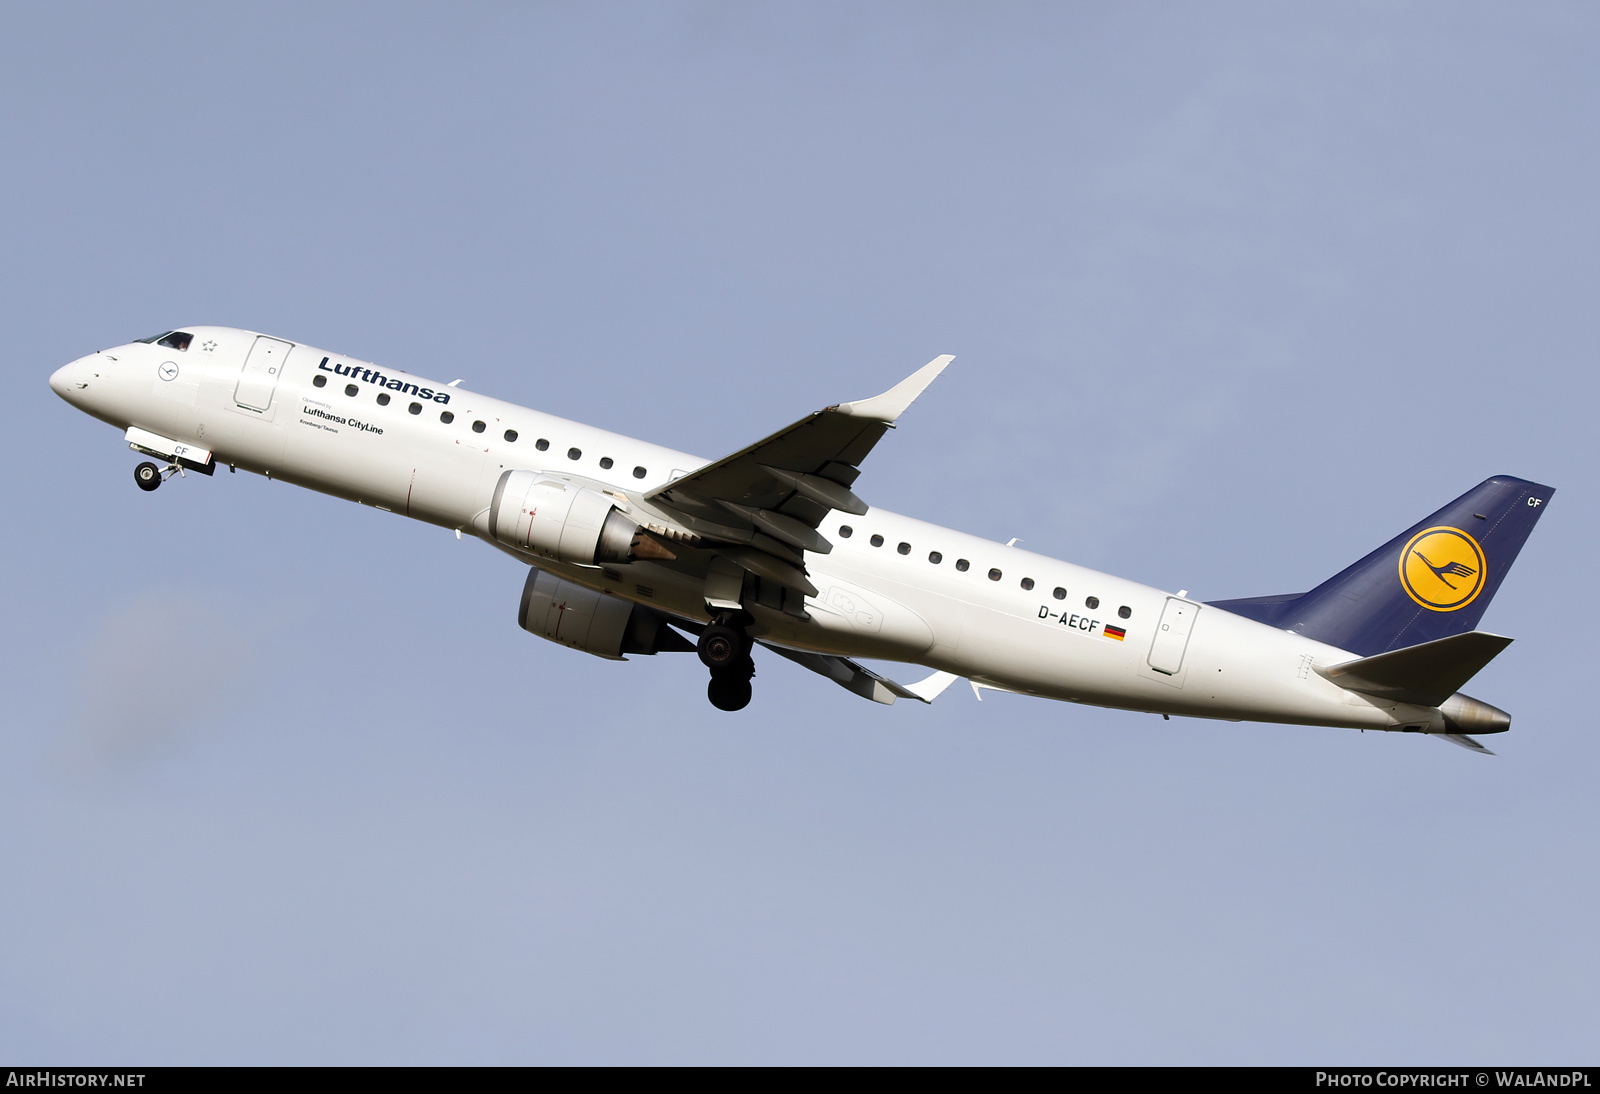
{"left": 1399, "top": 526, "right": 1486, "bottom": 611}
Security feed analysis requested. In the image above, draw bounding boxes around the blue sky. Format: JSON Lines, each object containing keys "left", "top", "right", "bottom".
{"left": 2, "top": 2, "right": 1596, "bottom": 1063}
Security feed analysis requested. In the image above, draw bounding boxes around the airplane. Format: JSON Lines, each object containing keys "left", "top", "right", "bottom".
{"left": 48, "top": 326, "right": 1553, "bottom": 753}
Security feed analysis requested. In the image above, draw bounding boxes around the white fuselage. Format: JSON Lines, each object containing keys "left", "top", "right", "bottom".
{"left": 50, "top": 326, "right": 1442, "bottom": 733}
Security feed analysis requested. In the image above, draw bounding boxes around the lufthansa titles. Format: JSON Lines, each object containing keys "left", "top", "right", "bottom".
{"left": 301, "top": 405, "right": 383, "bottom": 435}
{"left": 320, "top": 357, "right": 451, "bottom": 403}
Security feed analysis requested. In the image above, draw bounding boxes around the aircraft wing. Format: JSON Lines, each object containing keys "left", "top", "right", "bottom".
{"left": 757, "top": 641, "right": 958, "bottom": 706}
{"left": 643, "top": 356, "right": 953, "bottom": 571}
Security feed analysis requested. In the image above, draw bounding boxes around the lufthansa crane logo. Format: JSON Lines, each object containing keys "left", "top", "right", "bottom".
{"left": 1399, "top": 526, "right": 1486, "bottom": 611}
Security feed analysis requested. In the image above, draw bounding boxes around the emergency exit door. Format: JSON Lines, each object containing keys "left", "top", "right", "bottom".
{"left": 1147, "top": 597, "right": 1197, "bottom": 676}
{"left": 234, "top": 336, "right": 293, "bottom": 411}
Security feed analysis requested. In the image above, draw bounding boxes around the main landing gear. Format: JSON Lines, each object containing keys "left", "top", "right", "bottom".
{"left": 698, "top": 616, "right": 755, "bottom": 712}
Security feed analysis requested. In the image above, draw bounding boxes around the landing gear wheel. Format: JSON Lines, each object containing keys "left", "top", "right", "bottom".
{"left": 699, "top": 617, "right": 754, "bottom": 709}
{"left": 134, "top": 462, "right": 162, "bottom": 492}
{"left": 697, "top": 623, "right": 748, "bottom": 672}
{"left": 707, "top": 674, "right": 753, "bottom": 711}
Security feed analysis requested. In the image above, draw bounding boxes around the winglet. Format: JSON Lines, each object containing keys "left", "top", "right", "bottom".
{"left": 832, "top": 355, "right": 953, "bottom": 423}
{"left": 903, "top": 670, "right": 959, "bottom": 703}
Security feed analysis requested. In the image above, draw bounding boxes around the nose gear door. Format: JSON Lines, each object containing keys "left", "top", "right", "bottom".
{"left": 234, "top": 335, "right": 293, "bottom": 411}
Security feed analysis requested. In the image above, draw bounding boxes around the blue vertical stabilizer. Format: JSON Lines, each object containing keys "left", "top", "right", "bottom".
{"left": 1210, "top": 476, "right": 1554, "bottom": 656}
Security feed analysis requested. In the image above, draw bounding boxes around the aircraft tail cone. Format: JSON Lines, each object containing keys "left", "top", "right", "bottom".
{"left": 1440, "top": 693, "right": 1511, "bottom": 735}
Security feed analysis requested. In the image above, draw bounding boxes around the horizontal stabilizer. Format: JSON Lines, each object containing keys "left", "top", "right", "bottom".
{"left": 1317, "top": 630, "right": 1512, "bottom": 707}
{"left": 1436, "top": 732, "right": 1495, "bottom": 755}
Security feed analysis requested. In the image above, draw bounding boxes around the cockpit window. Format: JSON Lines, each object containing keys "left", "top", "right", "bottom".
{"left": 134, "top": 331, "right": 194, "bottom": 350}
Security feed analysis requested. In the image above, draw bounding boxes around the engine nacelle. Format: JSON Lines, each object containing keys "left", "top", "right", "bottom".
{"left": 490, "top": 470, "right": 639, "bottom": 565}
{"left": 517, "top": 568, "right": 693, "bottom": 660}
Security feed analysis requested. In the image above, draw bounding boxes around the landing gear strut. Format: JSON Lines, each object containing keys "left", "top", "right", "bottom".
{"left": 698, "top": 616, "right": 754, "bottom": 711}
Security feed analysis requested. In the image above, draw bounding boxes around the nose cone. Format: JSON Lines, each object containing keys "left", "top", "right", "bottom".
{"left": 50, "top": 355, "right": 98, "bottom": 404}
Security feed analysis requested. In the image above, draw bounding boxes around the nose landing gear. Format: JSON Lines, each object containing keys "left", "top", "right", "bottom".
{"left": 133, "top": 461, "right": 162, "bottom": 491}
{"left": 132, "top": 458, "right": 191, "bottom": 492}
{"left": 698, "top": 617, "right": 755, "bottom": 711}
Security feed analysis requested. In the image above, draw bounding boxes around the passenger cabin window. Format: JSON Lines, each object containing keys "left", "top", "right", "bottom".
{"left": 376, "top": 393, "right": 390, "bottom": 406}
{"left": 928, "top": 551, "right": 942, "bottom": 564}
{"left": 897, "top": 542, "right": 911, "bottom": 555}
{"left": 567, "top": 447, "right": 581, "bottom": 461}
{"left": 1053, "top": 587, "right": 1067, "bottom": 600}
{"left": 1020, "top": 577, "right": 1034, "bottom": 591}
{"left": 839, "top": 525, "right": 853, "bottom": 538}
{"left": 157, "top": 332, "right": 193, "bottom": 351}
{"left": 472, "top": 420, "right": 486, "bottom": 433}
{"left": 1118, "top": 606, "right": 1132, "bottom": 619}
{"left": 504, "top": 429, "right": 518, "bottom": 442}
{"left": 870, "top": 534, "right": 884, "bottom": 547}
{"left": 312, "top": 374, "right": 327, "bottom": 388}
{"left": 955, "top": 559, "right": 970, "bottom": 572}
{"left": 1085, "top": 596, "right": 1099, "bottom": 609}
{"left": 988, "top": 568, "right": 1002, "bottom": 581}
{"left": 408, "top": 402, "right": 421, "bottom": 415}
{"left": 344, "top": 384, "right": 358, "bottom": 397}
{"left": 600, "top": 457, "right": 614, "bottom": 470}
{"left": 536, "top": 439, "right": 549, "bottom": 451}
{"left": 440, "top": 411, "right": 454, "bottom": 424}
{"left": 633, "top": 466, "right": 647, "bottom": 479}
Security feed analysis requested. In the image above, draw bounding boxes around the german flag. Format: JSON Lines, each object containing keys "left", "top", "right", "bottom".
{"left": 1104, "top": 625, "right": 1126, "bottom": 642}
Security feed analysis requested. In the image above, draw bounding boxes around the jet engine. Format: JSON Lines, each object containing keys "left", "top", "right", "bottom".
{"left": 490, "top": 470, "right": 665, "bottom": 565}
{"left": 517, "top": 568, "right": 694, "bottom": 660}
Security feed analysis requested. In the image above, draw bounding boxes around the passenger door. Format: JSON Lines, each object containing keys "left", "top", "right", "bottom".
{"left": 1147, "top": 597, "right": 1196, "bottom": 676}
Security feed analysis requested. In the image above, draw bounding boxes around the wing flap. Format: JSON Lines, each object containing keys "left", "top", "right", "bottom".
{"left": 761, "top": 465, "right": 869, "bottom": 515}
{"left": 717, "top": 546, "right": 819, "bottom": 599}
